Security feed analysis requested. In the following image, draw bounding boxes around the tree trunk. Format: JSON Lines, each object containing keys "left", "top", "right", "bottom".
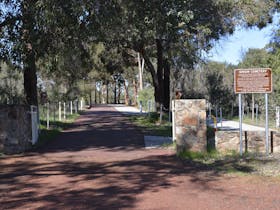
{"left": 138, "top": 53, "right": 143, "bottom": 91}
{"left": 133, "top": 78, "right": 138, "bottom": 105}
{"left": 156, "top": 39, "right": 164, "bottom": 109}
{"left": 22, "top": 1, "right": 38, "bottom": 106}
{"left": 163, "top": 59, "right": 170, "bottom": 111}
{"left": 94, "top": 81, "right": 97, "bottom": 104}
{"left": 114, "top": 80, "right": 117, "bottom": 104}
{"left": 106, "top": 81, "right": 109, "bottom": 104}
{"left": 141, "top": 46, "right": 161, "bottom": 111}
{"left": 124, "top": 80, "right": 129, "bottom": 105}
{"left": 89, "top": 91, "right": 92, "bottom": 108}
{"left": 140, "top": 39, "right": 169, "bottom": 112}
{"left": 252, "top": 94, "right": 255, "bottom": 120}
{"left": 23, "top": 51, "right": 38, "bottom": 106}
{"left": 117, "top": 82, "right": 121, "bottom": 104}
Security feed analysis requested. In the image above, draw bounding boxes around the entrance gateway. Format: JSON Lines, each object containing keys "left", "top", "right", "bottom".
{"left": 234, "top": 68, "right": 272, "bottom": 155}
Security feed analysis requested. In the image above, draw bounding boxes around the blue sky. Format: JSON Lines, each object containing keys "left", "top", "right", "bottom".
{"left": 208, "top": 24, "right": 276, "bottom": 65}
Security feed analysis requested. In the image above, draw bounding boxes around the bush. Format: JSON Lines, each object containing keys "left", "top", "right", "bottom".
{"left": 138, "top": 87, "right": 154, "bottom": 111}
{"left": 148, "top": 112, "right": 159, "bottom": 123}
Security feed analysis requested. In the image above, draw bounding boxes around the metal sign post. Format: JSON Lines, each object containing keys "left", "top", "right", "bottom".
{"left": 255, "top": 104, "right": 259, "bottom": 124}
{"left": 239, "top": 94, "right": 243, "bottom": 155}
{"left": 265, "top": 93, "right": 269, "bottom": 155}
{"left": 234, "top": 68, "right": 272, "bottom": 156}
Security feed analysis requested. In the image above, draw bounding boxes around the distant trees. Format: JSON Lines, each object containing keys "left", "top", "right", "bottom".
{"left": 97, "top": 0, "right": 276, "bottom": 110}
{"left": 267, "top": 31, "right": 280, "bottom": 106}
{"left": 0, "top": 62, "right": 24, "bottom": 104}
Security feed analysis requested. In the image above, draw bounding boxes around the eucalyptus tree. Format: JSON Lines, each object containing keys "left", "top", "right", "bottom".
{"left": 203, "top": 61, "right": 236, "bottom": 116}
{"left": 266, "top": 36, "right": 280, "bottom": 105}
{"left": 0, "top": 61, "right": 24, "bottom": 104}
{"left": 97, "top": 0, "right": 276, "bottom": 111}
{"left": 0, "top": 0, "right": 97, "bottom": 105}
{"left": 0, "top": 0, "right": 276, "bottom": 109}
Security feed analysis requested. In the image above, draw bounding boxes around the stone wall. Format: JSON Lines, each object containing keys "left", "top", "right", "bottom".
{"left": 174, "top": 99, "right": 207, "bottom": 153}
{"left": 0, "top": 105, "right": 32, "bottom": 154}
{"left": 215, "top": 130, "right": 280, "bottom": 154}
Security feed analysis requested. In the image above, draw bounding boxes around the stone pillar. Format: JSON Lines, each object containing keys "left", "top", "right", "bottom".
{"left": 0, "top": 105, "right": 32, "bottom": 154}
{"left": 174, "top": 99, "right": 207, "bottom": 153}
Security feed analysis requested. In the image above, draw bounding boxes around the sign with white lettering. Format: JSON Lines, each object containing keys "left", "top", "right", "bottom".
{"left": 234, "top": 68, "right": 272, "bottom": 93}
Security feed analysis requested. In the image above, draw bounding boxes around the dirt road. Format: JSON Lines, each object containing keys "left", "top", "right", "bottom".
{"left": 1, "top": 105, "right": 280, "bottom": 210}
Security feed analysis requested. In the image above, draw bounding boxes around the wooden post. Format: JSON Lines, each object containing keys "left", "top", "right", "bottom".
{"left": 47, "top": 102, "right": 49, "bottom": 129}
{"left": 245, "top": 131, "right": 248, "bottom": 153}
{"left": 271, "top": 131, "right": 274, "bottom": 154}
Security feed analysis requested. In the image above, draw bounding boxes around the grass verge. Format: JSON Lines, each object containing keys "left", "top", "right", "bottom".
{"left": 129, "top": 112, "right": 172, "bottom": 137}
{"left": 179, "top": 149, "right": 280, "bottom": 177}
{"left": 33, "top": 113, "right": 80, "bottom": 149}
{"left": 231, "top": 115, "right": 278, "bottom": 130}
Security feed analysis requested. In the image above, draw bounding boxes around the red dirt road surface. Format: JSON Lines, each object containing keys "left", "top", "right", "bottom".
{"left": 1, "top": 105, "right": 280, "bottom": 210}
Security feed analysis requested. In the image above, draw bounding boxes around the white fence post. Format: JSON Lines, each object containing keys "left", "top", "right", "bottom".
{"left": 172, "top": 100, "right": 176, "bottom": 142}
{"left": 276, "top": 106, "right": 280, "bottom": 128}
{"left": 139, "top": 101, "right": 143, "bottom": 113}
{"left": 31, "top": 106, "right": 39, "bottom": 145}
{"left": 75, "top": 100, "right": 78, "bottom": 113}
{"left": 70, "top": 101, "right": 73, "bottom": 115}
{"left": 63, "top": 102, "right": 66, "bottom": 120}
{"left": 80, "top": 98, "right": 83, "bottom": 110}
{"left": 148, "top": 100, "right": 151, "bottom": 115}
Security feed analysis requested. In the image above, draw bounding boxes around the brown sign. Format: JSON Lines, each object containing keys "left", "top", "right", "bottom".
{"left": 234, "top": 68, "right": 272, "bottom": 93}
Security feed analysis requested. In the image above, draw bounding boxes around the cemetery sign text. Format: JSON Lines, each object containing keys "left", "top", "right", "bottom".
{"left": 234, "top": 68, "right": 272, "bottom": 93}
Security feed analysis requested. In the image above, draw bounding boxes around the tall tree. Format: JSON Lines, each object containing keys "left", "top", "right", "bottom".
{"left": 0, "top": 0, "right": 95, "bottom": 105}
{"left": 0, "top": 0, "right": 276, "bottom": 107}
{"left": 96, "top": 0, "right": 276, "bottom": 111}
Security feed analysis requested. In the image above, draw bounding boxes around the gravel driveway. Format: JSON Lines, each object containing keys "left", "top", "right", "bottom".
{"left": 1, "top": 105, "right": 280, "bottom": 210}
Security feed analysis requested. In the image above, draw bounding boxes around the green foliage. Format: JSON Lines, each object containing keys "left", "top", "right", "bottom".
{"left": 239, "top": 48, "right": 270, "bottom": 68}
{"left": 130, "top": 114, "right": 172, "bottom": 137}
{"left": 206, "top": 71, "right": 234, "bottom": 106}
{"left": 0, "top": 62, "right": 24, "bottom": 104}
{"left": 138, "top": 87, "right": 154, "bottom": 112}
{"left": 238, "top": 47, "right": 280, "bottom": 107}
{"left": 178, "top": 149, "right": 219, "bottom": 161}
{"left": 267, "top": 41, "right": 280, "bottom": 105}
{"left": 148, "top": 112, "right": 159, "bottom": 123}
{"left": 202, "top": 61, "right": 236, "bottom": 116}
{"left": 0, "top": 0, "right": 277, "bottom": 106}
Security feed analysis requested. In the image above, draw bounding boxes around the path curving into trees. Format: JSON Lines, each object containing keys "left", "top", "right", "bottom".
{"left": 0, "top": 105, "right": 280, "bottom": 209}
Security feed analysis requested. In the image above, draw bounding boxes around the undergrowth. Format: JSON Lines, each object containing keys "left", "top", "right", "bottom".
{"left": 33, "top": 113, "right": 80, "bottom": 149}
{"left": 130, "top": 112, "right": 172, "bottom": 137}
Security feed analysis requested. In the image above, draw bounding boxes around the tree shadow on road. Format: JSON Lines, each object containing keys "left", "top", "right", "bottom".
{"left": 0, "top": 107, "right": 268, "bottom": 209}
{"left": 0, "top": 151, "right": 259, "bottom": 209}
{"left": 36, "top": 110, "right": 146, "bottom": 153}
